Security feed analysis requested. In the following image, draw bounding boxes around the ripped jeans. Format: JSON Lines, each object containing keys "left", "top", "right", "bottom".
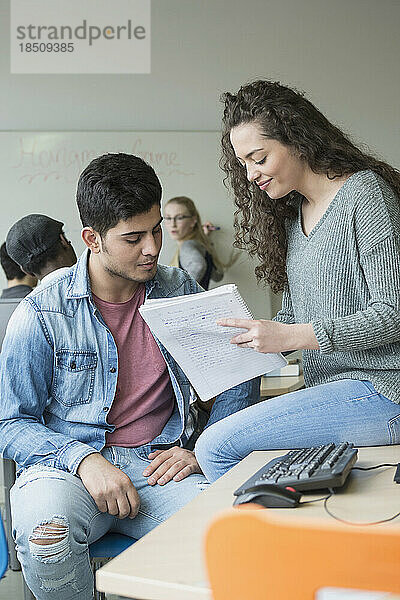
{"left": 11, "top": 445, "right": 208, "bottom": 599}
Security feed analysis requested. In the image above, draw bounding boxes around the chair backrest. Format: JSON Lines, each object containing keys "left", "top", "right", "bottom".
{"left": 0, "top": 298, "right": 21, "bottom": 350}
{"left": 0, "top": 515, "right": 8, "bottom": 578}
{"left": 205, "top": 506, "right": 400, "bottom": 600}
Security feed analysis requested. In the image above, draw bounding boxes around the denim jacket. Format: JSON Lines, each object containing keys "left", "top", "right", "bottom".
{"left": 0, "top": 250, "right": 259, "bottom": 474}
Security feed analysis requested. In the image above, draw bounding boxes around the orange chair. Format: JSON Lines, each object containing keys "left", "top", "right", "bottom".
{"left": 205, "top": 505, "right": 400, "bottom": 600}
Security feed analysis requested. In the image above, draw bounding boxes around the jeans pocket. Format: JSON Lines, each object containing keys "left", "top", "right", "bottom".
{"left": 131, "top": 447, "right": 152, "bottom": 464}
{"left": 107, "top": 447, "right": 132, "bottom": 470}
{"left": 388, "top": 413, "right": 400, "bottom": 444}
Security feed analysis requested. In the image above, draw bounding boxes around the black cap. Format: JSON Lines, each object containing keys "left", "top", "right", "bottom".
{"left": 6, "top": 214, "right": 64, "bottom": 268}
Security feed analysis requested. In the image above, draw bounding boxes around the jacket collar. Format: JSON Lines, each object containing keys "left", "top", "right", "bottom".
{"left": 66, "top": 249, "right": 162, "bottom": 300}
{"left": 66, "top": 249, "right": 92, "bottom": 299}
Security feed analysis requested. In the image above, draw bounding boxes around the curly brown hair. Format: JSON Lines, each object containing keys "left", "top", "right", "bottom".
{"left": 221, "top": 80, "right": 400, "bottom": 293}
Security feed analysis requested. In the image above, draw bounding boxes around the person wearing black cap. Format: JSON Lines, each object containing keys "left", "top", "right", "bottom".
{"left": 0, "top": 242, "right": 37, "bottom": 299}
{"left": 6, "top": 213, "right": 77, "bottom": 281}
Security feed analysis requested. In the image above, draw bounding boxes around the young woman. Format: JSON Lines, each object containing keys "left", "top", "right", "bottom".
{"left": 195, "top": 80, "right": 400, "bottom": 482}
{"left": 164, "top": 196, "right": 224, "bottom": 289}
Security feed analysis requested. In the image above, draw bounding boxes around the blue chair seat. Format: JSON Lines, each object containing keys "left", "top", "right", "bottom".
{"left": 89, "top": 532, "right": 136, "bottom": 559}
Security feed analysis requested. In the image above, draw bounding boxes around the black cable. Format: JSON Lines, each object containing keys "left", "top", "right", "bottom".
{"left": 352, "top": 463, "right": 397, "bottom": 471}
{"left": 320, "top": 463, "right": 400, "bottom": 526}
{"left": 323, "top": 495, "right": 400, "bottom": 526}
{"left": 300, "top": 494, "right": 332, "bottom": 505}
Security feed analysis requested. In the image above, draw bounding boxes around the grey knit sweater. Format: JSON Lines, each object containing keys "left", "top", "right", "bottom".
{"left": 179, "top": 240, "right": 223, "bottom": 284}
{"left": 274, "top": 170, "right": 400, "bottom": 404}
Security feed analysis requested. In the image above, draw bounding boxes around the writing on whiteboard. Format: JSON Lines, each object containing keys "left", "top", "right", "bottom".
{"left": 12, "top": 136, "right": 194, "bottom": 184}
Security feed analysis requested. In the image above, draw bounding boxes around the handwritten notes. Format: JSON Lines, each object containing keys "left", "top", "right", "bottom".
{"left": 139, "top": 284, "right": 286, "bottom": 400}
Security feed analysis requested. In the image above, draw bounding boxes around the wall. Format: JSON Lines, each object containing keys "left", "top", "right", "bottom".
{"left": 0, "top": 0, "right": 399, "bottom": 316}
{"left": 0, "top": 130, "right": 273, "bottom": 318}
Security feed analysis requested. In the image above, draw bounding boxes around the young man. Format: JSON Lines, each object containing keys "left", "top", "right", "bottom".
{"left": 5, "top": 213, "right": 77, "bottom": 282}
{"left": 0, "top": 153, "right": 259, "bottom": 600}
{"left": 0, "top": 242, "right": 37, "bottom": 298}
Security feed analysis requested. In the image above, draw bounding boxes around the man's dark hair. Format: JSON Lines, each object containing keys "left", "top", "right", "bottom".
{"left": 0, "top": 242, "right": 26, "bottom": 280}
{"left": 76, "top": 153, "right": 162, "bottom": 237}
{"left": 22, "top": 237, "right": 65, "bottom": 276}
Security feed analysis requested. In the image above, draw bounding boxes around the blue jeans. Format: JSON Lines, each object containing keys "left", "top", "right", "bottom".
{"left": 195, "top": 379, "right": 400, "bottom": 482}
{"left": 11, "top": 446, "right": 208, "bottom": 599}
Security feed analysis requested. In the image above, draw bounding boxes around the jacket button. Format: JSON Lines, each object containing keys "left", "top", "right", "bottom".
{"left": 110, "top": 367, "right": 116, "bottom": 373}
{"left": 103, "top": 406, "right": 109, "bottom": 412}
{"left": 70, "top": 362, "right": 76, "bottom": 370}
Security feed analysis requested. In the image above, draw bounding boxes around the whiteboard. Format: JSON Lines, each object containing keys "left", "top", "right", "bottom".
{"left": 0, "top": 131, "right": 273, "bottom": 318}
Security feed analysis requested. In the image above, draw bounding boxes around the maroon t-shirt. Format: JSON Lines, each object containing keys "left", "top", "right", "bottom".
{"left": 93, "top": 285, "right": 174, "bottom": 447}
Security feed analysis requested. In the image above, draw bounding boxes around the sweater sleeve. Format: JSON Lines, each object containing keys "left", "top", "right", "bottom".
{"left": 312, "top": 234, "right": 400, "bottom": 353}
{"left": 273, "top": 286, "right": 295, "bottom": 324}
{"left": 311, "top": 173, "right": 400, "bottom": 353}
{"left": 179, "top": 240, "right": 207, "bottom": 283}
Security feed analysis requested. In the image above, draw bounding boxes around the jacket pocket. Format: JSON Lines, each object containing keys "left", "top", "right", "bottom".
{"left": 52, "top": 350, "right": 97, "bottom": 406}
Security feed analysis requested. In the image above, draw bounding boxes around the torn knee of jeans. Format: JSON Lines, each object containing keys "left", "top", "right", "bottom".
{"left": 40, "top": 569, "right": 78, "bottom": 593}
{"left": 29, "top": 516, "right": 70, "bottom": 562}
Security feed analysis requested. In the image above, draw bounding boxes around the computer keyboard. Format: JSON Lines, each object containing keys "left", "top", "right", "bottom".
{"left": 234, "top": 442, "right": 358, "bottom": 495}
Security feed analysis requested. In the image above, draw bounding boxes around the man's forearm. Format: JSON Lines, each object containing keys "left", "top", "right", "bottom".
{"left": 0, "top": 418, "right": 97, "bottom": 474}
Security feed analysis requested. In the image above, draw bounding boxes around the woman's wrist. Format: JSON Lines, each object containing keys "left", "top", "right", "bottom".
{"left": 283, "top": 323, "right": 319, "bottom": 351}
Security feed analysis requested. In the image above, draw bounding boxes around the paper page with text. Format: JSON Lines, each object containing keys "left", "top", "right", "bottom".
{"left": 139, "top": 285, "right": 286, "bottom": 400}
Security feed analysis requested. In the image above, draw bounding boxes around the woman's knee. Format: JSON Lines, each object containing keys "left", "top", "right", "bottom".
{"left": 195, "top": 423, "right": 217, "bottom": 464}
{"left": 195, "top": 421, "right": 230, "bottom": 478}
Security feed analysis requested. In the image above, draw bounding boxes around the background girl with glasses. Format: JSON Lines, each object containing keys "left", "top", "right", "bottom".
{"left": 163, "top": 196, "right": 224, "bottom": 290}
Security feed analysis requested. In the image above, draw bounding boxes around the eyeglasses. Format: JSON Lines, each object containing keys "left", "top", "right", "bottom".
{"left": 164, "top": 215, "right": 192, "bottom": 223}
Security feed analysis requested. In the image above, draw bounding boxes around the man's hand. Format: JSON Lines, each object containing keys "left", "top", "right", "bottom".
{"left": 77, "top": 453, "right": 140, "bottom": 519}
{"left": 143, "top": 447, "right": 203, "bottom": 486}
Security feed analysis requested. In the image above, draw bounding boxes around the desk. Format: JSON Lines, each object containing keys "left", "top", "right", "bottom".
{"left": 97, "top": 446, "right": 400, "bottom": 600}
{"left": 260, "top": 373, "right": 304, "bottom": 397}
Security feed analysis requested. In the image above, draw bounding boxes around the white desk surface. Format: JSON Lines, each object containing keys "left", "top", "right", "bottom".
{"left": 97, "top": 446, "right": 400, "bottom": 600}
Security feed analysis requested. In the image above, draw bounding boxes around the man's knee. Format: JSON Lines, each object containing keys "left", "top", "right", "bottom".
{"left": 25, "top": 516, "right": 88, "bottom": 594}
{"left": 29, "top": 516, "right": 70, "bottom": 561}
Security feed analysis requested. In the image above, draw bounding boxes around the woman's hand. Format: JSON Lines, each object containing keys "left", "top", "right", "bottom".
{"left": 217, "top": 318, "right": 319, "bottom": 353}
{"left": 202, "top": 221, "right": 219, "bottom": 236}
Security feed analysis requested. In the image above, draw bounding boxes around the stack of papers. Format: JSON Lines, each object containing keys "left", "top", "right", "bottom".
{"left": 139, "top": 284, "right": 286, "bottom": 400}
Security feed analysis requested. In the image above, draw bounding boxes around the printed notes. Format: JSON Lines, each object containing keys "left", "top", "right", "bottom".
{"left": 139, "top": 284, "right": 286, "bottom": 400}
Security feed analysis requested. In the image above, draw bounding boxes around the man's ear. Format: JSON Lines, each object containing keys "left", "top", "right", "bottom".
{"left": 21, "top": 266, "right": 36, "bottom": 278}
{"left": 59, "top": 233, "right": 70, "bottom": 249}
{"left": 81, "top": 227, "right": 101, "bottom": 254}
